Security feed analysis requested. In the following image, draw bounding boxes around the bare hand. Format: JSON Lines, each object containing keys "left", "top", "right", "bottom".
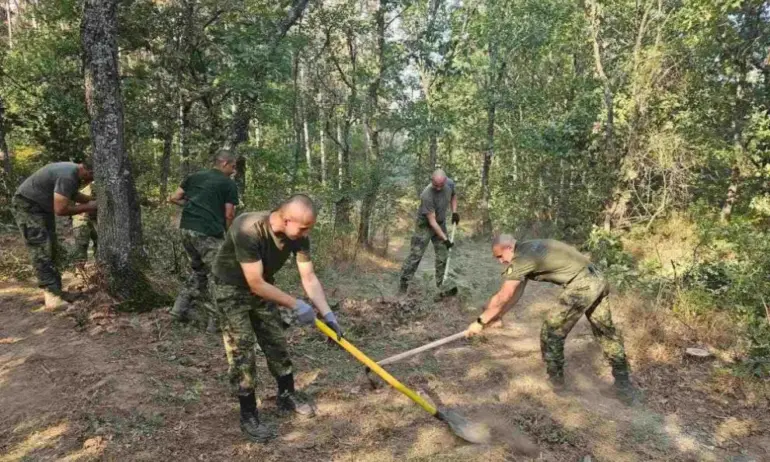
{"left": 85, "top": 200, "right": 98, "bottom": 212}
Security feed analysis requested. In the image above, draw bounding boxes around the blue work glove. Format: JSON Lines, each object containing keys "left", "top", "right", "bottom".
{"left": 293, "top": 299, "right": 315, "bottom": 326}
{"left": 323, "top": 311, "right": 344, "bottom": 341}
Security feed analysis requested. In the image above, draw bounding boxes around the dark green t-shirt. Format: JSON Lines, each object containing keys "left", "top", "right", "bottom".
{"left": 179, "top": 169, "right": 239, "bottom": 238}
{"left": 15, "top": 162, "right": 80, "bottom": 213}
{"left": 417, "top": 178, "right": 456, "bottom": 225}
{"left": 502, "top": 239, "right": 590, "bottom": 285}
{"left": 212, "top": 211, "right": 311, "bottom": 288}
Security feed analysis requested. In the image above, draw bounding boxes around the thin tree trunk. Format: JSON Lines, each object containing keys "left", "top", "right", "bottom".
{"left": 720, "top": 165, "right": 740, "bottom": 223}
{"left": 159, "top": 126, "right": 172, "bottom": 200}
{"left": 0, "top": 96, "right": 11, "bottom": 175}
{"left": 5, "top": 0, "right": 12, "bottom": 48}
{"left": 319, "top": 115, "right": 326, "bottom": 185}
{"left": 303, "top": 116, "right": 311, "bottom": 172}
{"left": 83, "top": 0, "right": 154, "bottom": 307}
{"left": 480, "top": 101, "right": 494, "bottom": 236}
{"left": 231, "top": 101, "right": 250, "bottom": 196}
{"left": 300, "top": 63, "right": 312, "bottom": 174}
{"left": 336, "top": 121, "right": 343, "bottom": 190}
{"left": 179, "top": 99, "right": 191, "bottom": 178}
{"left": 428, "top": 129, "right": 437, "bottom": 171}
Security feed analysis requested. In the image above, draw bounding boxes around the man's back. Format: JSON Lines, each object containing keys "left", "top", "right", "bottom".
{"left": 16, "top": 162, "right": 80, "bottom": 213}
{"left": 179, "top": 169, "right": 239, "bottom": 238}
{"left": 504, "top": 239, "right": 591, "bottom": 285}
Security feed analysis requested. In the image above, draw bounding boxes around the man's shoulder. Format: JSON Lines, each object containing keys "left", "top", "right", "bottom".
{"left": 231, "top": 211, "right": 269, "bottom": 237}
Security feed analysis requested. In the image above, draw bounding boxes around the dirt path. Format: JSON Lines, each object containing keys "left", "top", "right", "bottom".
{"left": 1, "top": 230, "right": 768, "bottom": 461}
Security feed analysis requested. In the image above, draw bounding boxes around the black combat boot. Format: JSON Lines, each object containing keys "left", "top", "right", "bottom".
{"left": 398, "top": 280, "right": 409, "bottom": 295}
{"left": 612, "top": 368, "right": 642, "bottom": 406}
{"left": 277, "top": 373, "right": 315, "bottom": 417}
{"left": 238, "top": 392, "right": 274, "bottom": 443}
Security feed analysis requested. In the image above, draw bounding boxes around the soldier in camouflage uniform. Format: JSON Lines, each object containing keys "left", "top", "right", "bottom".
{"left": 466, "top": 234, "right": 639, "bottom": 404}
{"left": 210, "top": 194, "right": 343, "bottom": 443}
{"left": 169, "top": 150, "right": 239, "bottom": 333}
{"left": 11, "top": 161, "right": 97, "bottom": 309}
{"left": 398, "top": 169, "right": 459, "bottom": 295}
{"left": 72, "top": 183, "right": 98, "bottom": 263}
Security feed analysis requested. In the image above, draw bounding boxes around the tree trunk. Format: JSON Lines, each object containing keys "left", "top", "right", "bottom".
{"left": 428, "top": 129, "right": 438, "bottom": 171}
{"left": 480, "top": 100, "right": 494, "bottom": 236}
{"left": 319, "top": 114, "right": 326, "bottom": 185}
{"left": 231, "top": 101, "right": 250, "bottom": 196}
{"left": 159, "top": 126, "right": 172, "bottom": 200}
{"left": 300, "top": 63, "right": 312, "bottom": 174}
{"left": 336, "top": 121, "right": 343, "bottom": 190}
{"left": 720, "top": 164, "right": 740, "bottom": 223}
{"left": 83, "top": 0, "right": 156, "bottom": 308}
{"left": 0, "top": 96, "right": 11, "bottom": 175}
{"left": 5, "top": 0, "right": 12, "bottom": 48}
{"left": 179, "top": 99, "right": 191, "bottom": 178}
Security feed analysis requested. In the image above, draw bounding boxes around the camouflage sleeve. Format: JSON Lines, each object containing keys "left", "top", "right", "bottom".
{"left": 295, "top": 237, "right": 311, "bottom": 263}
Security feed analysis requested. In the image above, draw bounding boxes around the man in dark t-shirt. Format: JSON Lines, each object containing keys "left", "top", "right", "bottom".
{"left": 398, "top": 169, "right": 459, "bottom": 295}
{"left": 11, "top": 161, "right": 96, "bottom": 309}
{"left": 210, "top": 194, "right": 343, "bottom": 443}
{"left": 466, "top": 235, "right": 638, "bottom": 404}
{"left": 169, "top": 150, "right": 239, "bottom": 333}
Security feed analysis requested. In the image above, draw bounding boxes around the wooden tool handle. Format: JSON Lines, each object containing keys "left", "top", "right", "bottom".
{"left": 378, "top": 331, "right": 467, "bottom": 366}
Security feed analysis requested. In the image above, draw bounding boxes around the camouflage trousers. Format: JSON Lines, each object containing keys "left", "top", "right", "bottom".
{"left": 174, "top": 228, "right": 222, "bottom": 323}
{"left": 399, "top": 221, "right": 450, "bottom": 288}
{"left": 210, "top": 281, "right": 292, "bottom": 394}
{"left": 72, "top": 215, "right": 98, "bottom": 262}
{"left": 10, "top": 195, "right": 62, "bottom": 292}
{"left": 540, "top": 265, "right": 630, "bottom": 381}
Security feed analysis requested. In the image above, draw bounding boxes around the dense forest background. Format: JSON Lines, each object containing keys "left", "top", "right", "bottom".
{"left": 1, "top": 0, "right": 769, "bottom": 374}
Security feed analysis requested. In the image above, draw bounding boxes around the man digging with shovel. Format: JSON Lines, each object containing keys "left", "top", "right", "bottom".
{"left": 210, "top": 194, "right": 343, "bottom": 442}
{"left": 398, "top": 169, "right": 459, "bottom": 297}
{"left": 466, "top": 234, "right": 641, "bottom": 405}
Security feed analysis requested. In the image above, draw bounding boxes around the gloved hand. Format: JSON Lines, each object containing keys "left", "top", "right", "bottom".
{"left": 293, "top": 299, "right": 315, "bottom": 326}
{"left": 323, "top": 311, "right": 344, "bottom": 341}
{"left": 465, "top": 320, "right": 484, "bottom": 338}
{"left": 444, "top": 239, "right": 454, "bottom": 250}
{"left": 452, "top": 212, "right": 460, "bottom": 225}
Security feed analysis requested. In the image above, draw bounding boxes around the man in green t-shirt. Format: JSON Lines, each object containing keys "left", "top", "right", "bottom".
{"left": 11, "top": 160, "right": 97, "bottom": 310}
{"left": 169, "top": 150, "right": 239, "bottom": 333}
{"left": 466, "top": 235, "right": 639, "bottom": 404}
{"left": 210, "top": 194, "right": 343, "bottom": 443}
{"left": 398, "top": 169, "right": 459, "bottom": 295}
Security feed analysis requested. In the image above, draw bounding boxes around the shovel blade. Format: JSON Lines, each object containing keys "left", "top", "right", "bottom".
{"left": 436, "top": 408, "right": 491, "bottom": 444}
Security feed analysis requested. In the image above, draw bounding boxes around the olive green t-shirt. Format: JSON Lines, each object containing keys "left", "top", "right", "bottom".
{"left": 417, "top": 178, "right": 456, "bottom": 225}
{"left": 179, "top": 168, "right": 239, "bottom": 238}
{"left": 502, "top": 239, "right": 590, "bottom": 285}
{"left": 212, "top": 211, "right": 311, "bottom": 288}
{"left": 16, "top": 162, "right": 80, "bottom": 213}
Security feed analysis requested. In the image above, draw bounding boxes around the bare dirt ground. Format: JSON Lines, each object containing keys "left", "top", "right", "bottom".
{"left": 1, "top": 226, "right": 769, "bottom": 461}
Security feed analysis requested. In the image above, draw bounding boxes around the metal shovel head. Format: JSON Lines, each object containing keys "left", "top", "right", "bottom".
{"left": 436, "top": 408, "right": 491, "bottom": 444}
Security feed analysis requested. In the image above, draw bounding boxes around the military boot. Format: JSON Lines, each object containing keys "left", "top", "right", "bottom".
{"left": 43, "top": 290, "right": 69, "bottom": 311}
{"left": 238, "top": 392, "right": 274, "bottom": 443}
{"left": 277, "top": 374, "right": 315, "bottom": 417}
{"left": 60, "top": 291, "right": 81, "bottom": 303}
{"left": 398, "top": 280, "right": 409, "bottom": 295}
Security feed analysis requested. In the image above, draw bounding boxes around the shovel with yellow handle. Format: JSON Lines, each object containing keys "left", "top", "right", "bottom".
{"left": 315, "top": 319, "right": 490, "bottom": 444}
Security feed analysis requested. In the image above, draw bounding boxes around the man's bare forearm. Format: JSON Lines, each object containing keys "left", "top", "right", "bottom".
{"left": 301, "top": 274, "right": 331, "bottom": 316}
{"left": 248, "top": 280, "right": 297, "bottom": 309}
{"left": 428, "top": 215, "right": 448, "bottom": 241}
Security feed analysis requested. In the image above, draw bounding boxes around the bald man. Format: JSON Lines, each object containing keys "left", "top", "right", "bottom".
{"left": 466, "top": 235, "right": 638, "bottom": 404}
{"left": 399, "top": 169, "right": 459, "bottom": 295}
{"left": 169, "top": 150, "right": 239, "bottom": 333}
{"left": 210, "top": 194, "right": 343, "bottom": 442}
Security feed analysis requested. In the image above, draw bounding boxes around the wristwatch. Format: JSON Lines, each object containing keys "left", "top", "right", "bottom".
{"left": 476, "top": 316, "right": 487, "bottom": 326}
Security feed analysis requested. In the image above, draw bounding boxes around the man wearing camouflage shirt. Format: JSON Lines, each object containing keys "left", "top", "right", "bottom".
{"left": 11, "top": 160, "right": 97, "bottom": 309}
{"left": 466, "top": 235, "right": 639, "bottom": 404}
{"left": 169, "top": 150, "right": 239, "bottom": 333}
{"left": 210, "top": 194, "right": 343, "bottom": 442}
{"left": 398, "top": 169, "right": 459, "bottom": 295}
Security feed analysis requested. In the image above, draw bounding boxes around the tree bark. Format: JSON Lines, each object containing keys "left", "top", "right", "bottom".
{"left": 720, "top": 164, "right": 740, "bottom": 223}
{"left": 82, "top": 0, "right": 154, "bottom": 308}
{"left": 0, "top": 96, "right": 11, "bottom": 175}
{"left": 159, "top": 126, "right": 173, "bottom": 200}
{"left": 231, "top": 100, "right": 250, "bottom": 196}
{"left": 179, "top": 99, "right": 191, "bottom": 178}
{"left": 480, "top": 100, "right": 494, "bottom": 236}
{"left": 319, "top": 113, "right": 327, "bottom": 185}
